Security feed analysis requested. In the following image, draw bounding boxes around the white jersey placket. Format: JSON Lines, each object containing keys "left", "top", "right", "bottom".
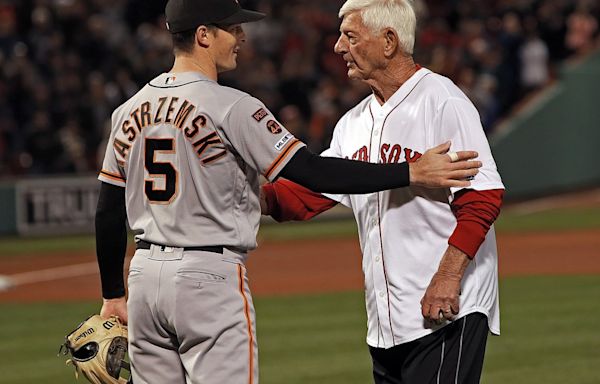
{"left": 365, "top": 101, "right": 395, "bottom": 346}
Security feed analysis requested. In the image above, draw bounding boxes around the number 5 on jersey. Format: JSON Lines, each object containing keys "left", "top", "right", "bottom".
{"left": 145, "top": 138, "right": 178, "bottom": 204}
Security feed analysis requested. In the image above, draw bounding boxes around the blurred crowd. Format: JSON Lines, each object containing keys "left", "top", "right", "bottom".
{"left": 0, "top": 0, "right": 598, "bottom": 177}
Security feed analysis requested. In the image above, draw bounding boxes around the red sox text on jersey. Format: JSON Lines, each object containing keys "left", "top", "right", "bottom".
{"left": 349, "top": 144, "right": 422, "bottom": 164}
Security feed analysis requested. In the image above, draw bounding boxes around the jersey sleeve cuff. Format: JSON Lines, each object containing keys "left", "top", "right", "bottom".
{"left": 264, "top": 139, "right": 306, "bottom": 182}
{"left": 448, "top": 220, "right": 486, "bottom": 259}
{"left": 98, "top": 170, "right": 126, "bottom": 187}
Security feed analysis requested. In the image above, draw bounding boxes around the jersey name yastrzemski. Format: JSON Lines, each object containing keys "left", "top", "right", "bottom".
{"left": 115, "top": 97, "right": 224, "bottom": 161}
{"left": 99, "top": 72, "right": 304, "bottom": 250}
{"left": 110, "top": 96, "right": 227, "bottom": 203}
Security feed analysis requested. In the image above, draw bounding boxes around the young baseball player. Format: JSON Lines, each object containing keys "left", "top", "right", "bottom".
{"left": 262, "top": 1, "right": 504, "bottom": 383}
{"left": 95, "top": 0, "right": 482, "bottom": 383}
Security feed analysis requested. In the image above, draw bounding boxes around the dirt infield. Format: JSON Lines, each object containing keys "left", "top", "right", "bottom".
{"left": 1, "top": 229, "right": 599, "bottom": 302}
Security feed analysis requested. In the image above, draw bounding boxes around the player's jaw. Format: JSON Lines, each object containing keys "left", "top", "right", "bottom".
{"left": 215, "top": 24, "right": 246, "bottom": 73}
{"left": 223, "top": 45, "right": 241, "bottom": 71}
{"left": 341, "top": 51, "right": 378, "bottom": 81}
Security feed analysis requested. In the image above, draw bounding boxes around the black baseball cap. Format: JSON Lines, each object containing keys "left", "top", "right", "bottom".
{"left": 165, "top": 0, "right": 266, "bottom": 34}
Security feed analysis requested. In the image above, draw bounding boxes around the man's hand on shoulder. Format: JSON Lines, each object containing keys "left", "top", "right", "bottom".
{"left": 409, "top": 141, "right": 481, "bottom": 188}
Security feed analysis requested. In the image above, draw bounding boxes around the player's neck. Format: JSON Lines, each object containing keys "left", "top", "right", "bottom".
{"left": 369, "top": 56, "right": 417, "bottom": 105}
{"left": 171, "top": 54, "right": 218, "bottom": 81}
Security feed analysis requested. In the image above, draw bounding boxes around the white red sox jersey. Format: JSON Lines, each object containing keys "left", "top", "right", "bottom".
{"left": 99, "top": 72, "right": 304, "bottom": 250}
{"left": 322, "top": 68, "right": 504, "bottom": 349}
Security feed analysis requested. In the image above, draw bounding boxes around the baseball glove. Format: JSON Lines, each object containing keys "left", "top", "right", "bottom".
{"left": 59, "top": 315, "right": 131, "bottom": 384}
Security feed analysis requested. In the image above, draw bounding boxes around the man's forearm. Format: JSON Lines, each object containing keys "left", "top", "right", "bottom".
{"left": 436, "top": 245, "right": 471, "bottom": 279}
{"left": 95, "top": 182, "right": 128, "bottom": 299}
{"left": 280, "top": 143, "right": 480, "bottom": 195}
{"left": 281, "top": 147, "right": 410, "bottom": 194}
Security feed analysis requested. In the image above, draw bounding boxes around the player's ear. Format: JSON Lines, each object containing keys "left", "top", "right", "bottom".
{"left": 382, "top": 28, "right": 399, "bottom": 58}
{"left": 195, "top": 25, "right": 212, "bottom": 48}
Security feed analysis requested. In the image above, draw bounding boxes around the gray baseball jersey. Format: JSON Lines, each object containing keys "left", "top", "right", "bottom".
{"left": 99, "top": 71, "right": 304, "bottom": 250}
{"left": 99, "top": 71, "right": 304, "bottom": 384}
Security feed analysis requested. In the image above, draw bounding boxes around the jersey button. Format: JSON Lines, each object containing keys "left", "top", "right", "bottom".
{"left": 375, "top": 256, "right": 381, "bottom": 262}
{"left": 379, "top": 292, "right": 385, "bottom": 298}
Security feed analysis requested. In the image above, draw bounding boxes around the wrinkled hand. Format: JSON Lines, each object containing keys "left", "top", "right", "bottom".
{"left": 409, "top": 141, "right": 481, "bottom": 188}
{"left": 420, "top": 271, "right": 461, "bottom": 324}
{"left": 100, "top": 296, "right": 128, "bottom": 324}
{"left": 421, "top": 245, "right": 470, "bottom": 324}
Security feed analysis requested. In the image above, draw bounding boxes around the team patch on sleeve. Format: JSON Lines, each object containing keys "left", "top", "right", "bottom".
{"left": 266, "top": 120, "right": 283, "bottom": 134}
{"left": 252, "top": 108, "right": 269, "bottom": 122}
{"left": 274, "top": 133, "right": 293, "bottom": 151}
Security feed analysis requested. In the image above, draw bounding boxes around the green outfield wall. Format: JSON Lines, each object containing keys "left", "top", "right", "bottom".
{"left": 0, "top": 176, "right": 100, "bottom": 237}
{"left": 0, "top": 183, "right": 16, "bottom": 234}
{"left": 490, "top": 50, "right": 600, "bottom": 200}
{"left": 0, "top": 175, "right": 353, "bottom": 237}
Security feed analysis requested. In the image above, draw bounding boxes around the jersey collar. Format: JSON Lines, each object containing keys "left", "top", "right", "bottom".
{"left": 369, "top": 67, "right": 432, "bottom": 115}
{"left": 149, "top": 72, "right": 216, "bottom": 88}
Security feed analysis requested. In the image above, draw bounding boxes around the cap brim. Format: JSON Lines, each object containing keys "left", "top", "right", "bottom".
{"left": 217, "top": 9, "right": 266, "bottom": 25}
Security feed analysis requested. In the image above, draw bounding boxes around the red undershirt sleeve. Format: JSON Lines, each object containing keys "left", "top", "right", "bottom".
{"left": 263, "top": 181, "right": 504, "bottom": 257}
{"left": 262, "top": 179, "right": 338, "bottom": 222}
{"left": 449, "top": 189, "right": 504, "bottom": 258}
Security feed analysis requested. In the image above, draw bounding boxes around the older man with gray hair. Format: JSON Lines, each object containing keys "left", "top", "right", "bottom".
{"left": 261, "top": 0, "right": 505, "bottom": 383}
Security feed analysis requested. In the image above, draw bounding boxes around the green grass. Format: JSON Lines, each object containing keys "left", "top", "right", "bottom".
{"left": 1, "top": 276, "right": 600, "bottom": 384}
{"left": 482, "top": 275, "right": 600, "bottom": 383}
{"left": 0, "top": 221, "right": 361, "bottom": 258}
{"left": 0, "top": 202, "right": 598, "bottom": 258}
{"left": 0, "top": 301, "right": 99, "bottom": 383}
{"left": 0, "top": 235, "right": 96, "bottom": 257}
{"left": 258, "top": 204, "right": 600, "bottom": 241}
{"left": 495, "top": 206, "right": 600, "bottom": 232}
{"left": 257, "top": 292, "right": 372, "bottom": 383}
{"left": 2, "top": 204, "right": 599, "bottom": 258}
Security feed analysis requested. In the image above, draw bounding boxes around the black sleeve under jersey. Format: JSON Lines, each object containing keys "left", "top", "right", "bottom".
{"left": 95, "top": 182, "right": 127, "bottom": 299}
{"left": 280, "top": 147, "right": 410, "bottom": 194}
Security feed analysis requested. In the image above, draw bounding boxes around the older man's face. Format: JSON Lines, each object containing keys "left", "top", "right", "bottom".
{"left": 334, "top": 12, "right": 387, "bottom": 82}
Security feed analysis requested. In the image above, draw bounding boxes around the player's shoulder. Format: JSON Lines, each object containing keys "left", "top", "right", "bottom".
{"left": 215, "top": 83, "right": 252, "bottom": 101}
{"left": 417, "top": 68, "right": 470, "bottom": 103}
{"left": 203, "top": 84, "right": 263, "bottom": 117}
{"left": 110, "top": 84, "right": 151, "bottom": 124}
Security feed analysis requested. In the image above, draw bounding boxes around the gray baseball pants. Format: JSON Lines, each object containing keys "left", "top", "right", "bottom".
{"left": 127, "top": 245, "right": 258, "bottom": 384}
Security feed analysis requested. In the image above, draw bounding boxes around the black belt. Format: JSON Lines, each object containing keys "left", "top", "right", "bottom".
{"left": 136, "top": 240, "right": 223, "bottom": 254}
